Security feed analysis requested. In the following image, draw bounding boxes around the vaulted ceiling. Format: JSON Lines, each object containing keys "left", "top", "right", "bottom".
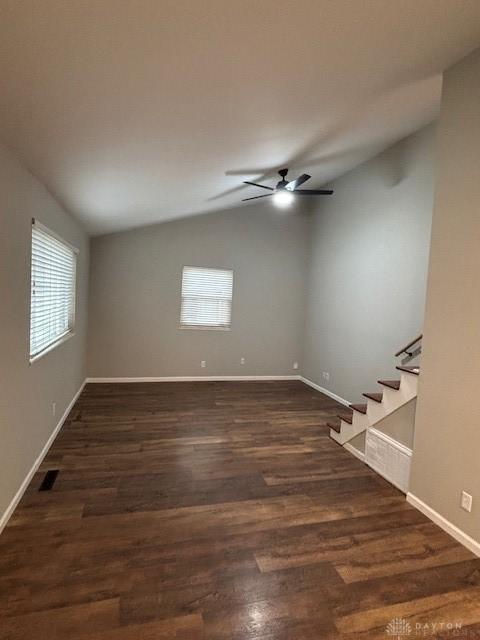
{"left": 1, "top": 1, "right": 480, "bottom": 234}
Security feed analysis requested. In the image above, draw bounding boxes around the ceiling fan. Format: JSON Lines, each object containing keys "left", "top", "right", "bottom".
{"left": 242, "top": 168, "right": 333, "bottom": 206}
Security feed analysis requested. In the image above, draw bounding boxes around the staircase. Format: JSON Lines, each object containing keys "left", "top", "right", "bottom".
{"left": 326, "top": 335, "right": 422, "bottom": 492}
{"left": 327, "top": 365, "right": 420, "bottom": 445}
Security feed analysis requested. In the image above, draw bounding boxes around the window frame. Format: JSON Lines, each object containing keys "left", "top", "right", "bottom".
{"left": 179, "top": 265, "right": 234, "bottom": 331}
{"left": 29, "top": 218, "right": 78, "bottom": 363}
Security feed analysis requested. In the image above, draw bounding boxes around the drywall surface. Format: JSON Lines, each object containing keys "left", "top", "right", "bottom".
{"left": 375, "top": 399, "right": 416, "bottom": 450}
{"left": 409, "top": 48, "right": 480, "bottom": 543}
{"left": 303, "top": 125, "right": 434, "bottom": 402}
{"left": 0, "top": 144, "right": 88, "bottom": 524}
{"left": 87, "top": 203, "right": 309, "bottom": 377}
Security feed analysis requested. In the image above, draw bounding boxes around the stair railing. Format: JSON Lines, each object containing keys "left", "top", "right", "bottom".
{"left": 395, "top": 334, "right": 423, "bottom": 358}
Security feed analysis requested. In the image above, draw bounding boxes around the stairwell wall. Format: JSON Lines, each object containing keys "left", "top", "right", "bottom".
{"left": 409, "top": 47, "right": 480, "bottom": 545}
{"left": 302, "top": 125, "right": 435, "bottom": 403}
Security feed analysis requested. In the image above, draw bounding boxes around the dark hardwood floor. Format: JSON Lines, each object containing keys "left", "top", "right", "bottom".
{"left": 1, "top": 381, "right": 480, "bottom": 639}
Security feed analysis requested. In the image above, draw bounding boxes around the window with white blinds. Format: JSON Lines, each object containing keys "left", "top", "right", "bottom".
{"left": 29, "top": 220, "right": 77, "bottom": 360}
{"left": 180, "top": 266, "right": 233, "bottom": 329}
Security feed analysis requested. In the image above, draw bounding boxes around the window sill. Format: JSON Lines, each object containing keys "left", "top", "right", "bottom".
{"left": 29, "top": 331, "right": 75, "bottom": 364}
{"left": 178, "top": 325, "right": 231, "bottom": 332}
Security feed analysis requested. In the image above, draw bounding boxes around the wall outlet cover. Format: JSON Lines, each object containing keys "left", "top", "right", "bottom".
{"left": 461, "top": 491, "right": 473, "bottom": 513}
{"left": 200, "top": 360, "right": 206, "bottom": 368}
{"left": 293, "top": 362, "right": 298, "bottom": 370}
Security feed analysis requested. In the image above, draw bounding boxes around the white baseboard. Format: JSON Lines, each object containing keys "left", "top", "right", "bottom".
{"left": 86, "top": 375, "right": 301, "bottom": 383}
{"left": 299, "top": 376, "right": 350, "bottom": 407}
{"left": 0, "top": 379, "right": 87, "bottom": 535}
{"left": 344, "top": 441, "right": 366, "bottom": 463}
{"left": 407, "top": 492, "right": 480, "bottom": 558}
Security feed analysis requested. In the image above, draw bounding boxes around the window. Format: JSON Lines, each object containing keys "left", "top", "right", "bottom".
{"left": 29, "top": 219, "right": 77, "bottom": 360}
{"left": 180, "top": 266, "right": 233, "bottom": 329}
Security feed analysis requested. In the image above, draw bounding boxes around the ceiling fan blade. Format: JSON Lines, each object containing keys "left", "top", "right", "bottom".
{"left": 243, "top": 181, "right": 274, "bottom": 191}
{"left": 294, "top": 189, "right": 334, "bottom": 195}
{"left": 242, "top": 194, "right": 274, "bottom": 202}
{"left": 286, "top": 173, "right": 311, "bottom": 191}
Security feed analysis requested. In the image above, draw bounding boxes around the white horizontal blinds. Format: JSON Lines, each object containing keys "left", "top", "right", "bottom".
{"left": 180, "top": 266, "right": 233, "bottom": 328}
{"left": 30, "top": 221, "right": 77, "bottom": 358}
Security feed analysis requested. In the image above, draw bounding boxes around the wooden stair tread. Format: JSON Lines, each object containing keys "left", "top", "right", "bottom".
{"left": 337, "top": 412, "right": 353, "bottom": 424}
{"left": 378, "top": 379, "right": 401, "bottom": 390}
{"left": 396, "top": 365, "right": 420, "bottom": 376}
{"left": 363, "top": 392, "right": 383, "bottom": 403}
{"left": 350, "top": 403, "right": 367, "bottom": 414}
{"left": 327, "top": 421, "right": 341, "bottom": 433}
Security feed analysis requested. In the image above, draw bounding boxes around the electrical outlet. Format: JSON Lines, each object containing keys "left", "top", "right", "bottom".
{"left": 200, "top": 360, "right": 206, "bottom": 368}
{"left": 293, "top": 362, "right": 299, "bottom": 370}
{"left": 461, "top": 491, "right": 473, "bottom": 513}
{"left": 322, "top": 372, "right": 330, "bottom": 381}
{"left": 240, "top": 357, "right": 245, "bottom": 365}
{"left": 52, "top": 402, "right": 56, "bottom": 417}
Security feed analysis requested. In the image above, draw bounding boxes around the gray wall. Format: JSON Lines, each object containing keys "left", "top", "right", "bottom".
{"left": 0, "top": 144, "right": 89, "bottom": 524}
{"left": 87, "top": 204, "right": 309, "bottom": 378}
{"left": 376, "top": 400, "right": 416, "bottom": 450}
{"left": 302, "top": 125, "right": 435, "bottom": 402}
{"left": 410, "top": 48, "right": 480, "bottom": 542}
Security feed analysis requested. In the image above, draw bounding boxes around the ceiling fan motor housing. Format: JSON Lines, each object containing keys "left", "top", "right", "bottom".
{"left": 241, "top": 168, "right": 333, "bottom": 201}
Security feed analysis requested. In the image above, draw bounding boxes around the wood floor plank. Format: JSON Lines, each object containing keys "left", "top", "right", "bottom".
{"left": 1, "top": 380, "right": 478, "bottom": 639}
{"left": 203, "top": 591, "right": 337, "bottom": 640}
{"left": 328, "top": 558, "right": 480, "bottom": 618}
{"left": 0, "top": 598, "right": 119, "bottom": 640}
{"left": 255, "top": 523, "right": 430, "bottom": 572}
{"left": 77, "top": 614, "right": 204, "bottom": 640}
{"left": 335, "top": 585, "right": 480, "bottom": 636}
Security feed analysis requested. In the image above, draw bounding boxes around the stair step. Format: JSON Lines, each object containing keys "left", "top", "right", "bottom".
{"left": 363, "top": 392, "right": 383, "bottom": 403}
{"left": 337, "top": 412, "right": 353, "bottom": 424}
{"left": 378, "top": 379, "right": 401, "bottom": 390}
{"left": 350, "top": 403, "right": 368, "bottom": 414}
{"left": 327, "top": 421, "right": 341, "bottom": 433}
{"left": 397, "top": 365, "right": 420, "bottom": 376}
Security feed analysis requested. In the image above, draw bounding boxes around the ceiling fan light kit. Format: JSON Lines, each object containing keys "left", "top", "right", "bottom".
{"left": 272, "top": 190, "right": 295, "bottom": 207}
{"left": 241, "top": 168, "right": 334, "bottom": 207}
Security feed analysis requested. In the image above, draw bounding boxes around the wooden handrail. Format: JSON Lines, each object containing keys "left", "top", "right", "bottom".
{"left": 395, "top": 334, "right": 423, "bottom": 357}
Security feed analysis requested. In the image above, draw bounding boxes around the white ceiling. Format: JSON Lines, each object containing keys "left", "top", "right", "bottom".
{"left": 0, "top": 1, "right": 480, "bottom": 235}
